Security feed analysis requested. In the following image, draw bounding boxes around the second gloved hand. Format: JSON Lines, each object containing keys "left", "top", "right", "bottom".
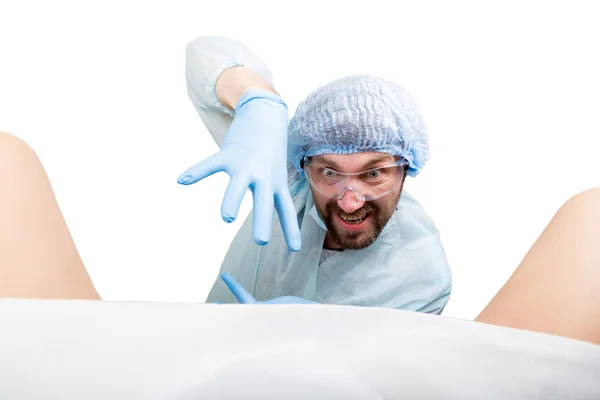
{"left": 221, "top": 273, "right": 318, "bottom": 304}
{"left": 177, "top": 90, "right": 301, "bottom": 252}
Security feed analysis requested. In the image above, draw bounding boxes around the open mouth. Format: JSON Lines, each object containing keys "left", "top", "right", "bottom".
{"left": 335, "top": 208, "right": 373, "bottom": 232}
{"left": 338, "top": 212, "right": 370, "bottom": 224}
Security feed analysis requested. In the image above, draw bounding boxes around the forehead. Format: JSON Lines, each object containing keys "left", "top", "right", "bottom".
{"left": 312, "top": 152, "right": 396, "bottom": 170}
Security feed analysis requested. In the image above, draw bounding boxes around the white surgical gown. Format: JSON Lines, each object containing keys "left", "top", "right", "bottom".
{"left": 186, "top": 36, "right": 452, "bottom": 313}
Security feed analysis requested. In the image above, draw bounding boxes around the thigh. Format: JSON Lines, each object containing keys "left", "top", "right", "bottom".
{"left": 0, "top": 132, "right": 100, "bottom": 299}
{"left": 476, "top": 187, "right": 600, "bottom": 344}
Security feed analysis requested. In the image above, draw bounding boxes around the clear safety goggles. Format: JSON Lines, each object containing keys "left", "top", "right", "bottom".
{"left": 302, "top": 156, "right": 408, "bottom": 201}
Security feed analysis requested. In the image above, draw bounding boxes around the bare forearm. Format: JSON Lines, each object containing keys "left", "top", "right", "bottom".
{"left": 216, "top": 66, "right": 279, "bottom": 110}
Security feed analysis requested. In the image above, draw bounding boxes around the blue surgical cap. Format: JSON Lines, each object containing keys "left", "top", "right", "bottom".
{"left": 288, "top": 75, "right": 430, "bottom": 177}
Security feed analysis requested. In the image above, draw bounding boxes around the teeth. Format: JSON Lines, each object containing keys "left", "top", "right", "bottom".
{"left": 340, "top": 212, "right": 368, "bottom": 222}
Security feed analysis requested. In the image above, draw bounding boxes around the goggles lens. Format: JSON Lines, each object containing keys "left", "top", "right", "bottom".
{"left": 303, "top": 158, "right": 407, "bottom": 201}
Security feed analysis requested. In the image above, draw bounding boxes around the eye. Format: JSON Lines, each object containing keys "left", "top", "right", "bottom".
{"left": 367, "top": 170, "right": 382, "bottom": 179}
{"left": 321, "top": 168, "right": 337, "bottom": 179}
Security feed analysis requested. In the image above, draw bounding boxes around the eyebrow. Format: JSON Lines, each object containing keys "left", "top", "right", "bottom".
{"left": 317, "top": 154, "right": 395, "bottom": 171}
{"left": 361, "top": 155, "right": 396, "bottom": 169}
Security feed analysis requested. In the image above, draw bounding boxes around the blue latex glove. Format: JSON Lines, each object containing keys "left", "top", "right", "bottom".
{"left": 221, "top": 273, "right": 318, "bottom": 304}
{"left": 177, "top": 90, "right": 301, "bottom": 252}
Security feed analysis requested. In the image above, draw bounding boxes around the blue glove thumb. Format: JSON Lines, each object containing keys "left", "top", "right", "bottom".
{"left": 221, "top": 273, "right": 258, "bottom": 304}
{"left": 221, "top": 273, "right": 319, "bottom": 305}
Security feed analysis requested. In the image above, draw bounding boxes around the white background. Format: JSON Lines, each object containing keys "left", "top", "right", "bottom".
{"left": 0, "top": 0, "right": 598, "bottom": 320}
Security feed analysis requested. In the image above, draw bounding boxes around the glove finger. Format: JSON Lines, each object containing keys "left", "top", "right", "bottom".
{"left": 220, "top": 273, "right": 257, "bottom": 304}
{"left": 275, "top": 190, "right": 302, "bottom": 252}
{"left": 251, "top": 182, "right": 275, "bottom": 246}
{"left": 177, "top": 153, "right": 224, "bottom": 185}
{"left": 221, "top": 176, "right": 250, "bottom": 223}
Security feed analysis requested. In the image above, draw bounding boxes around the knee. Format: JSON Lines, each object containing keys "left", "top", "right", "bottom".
{"left": 0, "top": 132, "right": 40, "bottom": 168}
{"left": 568, "top": 187, "right": 600, "bottom": 203}
{"left": 0, "top": 131, "right": 29, "bottom": 147}
{"left": 562, "top": 187, "right": 600, "bottom": 218}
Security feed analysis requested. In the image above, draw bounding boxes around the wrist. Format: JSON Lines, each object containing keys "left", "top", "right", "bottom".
{"left": 234, "top": 90, "right": 287, "bottom": 114}
{"left": 216, "top": 66, "right": 279, "bottom": 110}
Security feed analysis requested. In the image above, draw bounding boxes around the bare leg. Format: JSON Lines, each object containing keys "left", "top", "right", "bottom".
{"left": 0, "top": 132, "right": 99, "bottom": 299}
{"left": 476, "top": 187, "right": 600, "bottom": 344}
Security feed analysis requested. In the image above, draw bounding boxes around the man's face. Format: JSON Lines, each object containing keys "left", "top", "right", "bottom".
{"left": 307, "top": 152, "right": 406, "bottom": 250}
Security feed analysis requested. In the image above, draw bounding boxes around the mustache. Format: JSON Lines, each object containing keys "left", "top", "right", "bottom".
{"left": 326, "top": 202, "right": 377, "bottom": 217}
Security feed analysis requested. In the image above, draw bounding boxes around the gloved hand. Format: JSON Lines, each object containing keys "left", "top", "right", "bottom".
{"left": 221, "top": 273, "right": 318, "bottom": 304}
{"left": 177, "top": 90, "right": 301, "bottom": 252}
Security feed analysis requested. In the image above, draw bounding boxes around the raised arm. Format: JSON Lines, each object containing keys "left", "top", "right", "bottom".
{"left": 179, "top": 36, "right": 302, "bottom": 252}
{"left": 185, "top": 36, "right": 277, "bottom": 147}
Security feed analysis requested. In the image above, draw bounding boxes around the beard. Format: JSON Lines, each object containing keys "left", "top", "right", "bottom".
{"left": 314, "top": 189, "right": 402, "bottom": 250}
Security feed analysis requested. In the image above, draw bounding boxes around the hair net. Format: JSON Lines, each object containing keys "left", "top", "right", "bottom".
{"left": 288, "top": 75, "right": 430, "bottom": 177}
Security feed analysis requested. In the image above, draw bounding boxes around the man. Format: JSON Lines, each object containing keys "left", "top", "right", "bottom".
{"left": 178, "top": 36, "right": 451, "bottom": 312}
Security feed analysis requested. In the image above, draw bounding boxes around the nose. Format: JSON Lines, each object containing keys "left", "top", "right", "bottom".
{"left": 337, "top": 188, "right": 365, "bottom": 213}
